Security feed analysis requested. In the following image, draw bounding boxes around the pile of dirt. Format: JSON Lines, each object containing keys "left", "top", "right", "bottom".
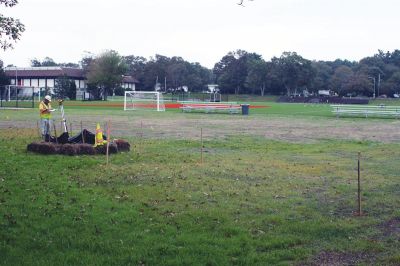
{"left": 27, "top": 139, "right": 130, "bottom": 156}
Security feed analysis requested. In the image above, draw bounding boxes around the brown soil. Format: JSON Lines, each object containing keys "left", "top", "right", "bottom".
{"left": 300, "top": 251, "right": 377, "bottom": 266}
{"left": 379, "top": 217, "right": 400, "bottom": 239}
{"left": 2, "top": 114, "right": 400, "bottom": 143}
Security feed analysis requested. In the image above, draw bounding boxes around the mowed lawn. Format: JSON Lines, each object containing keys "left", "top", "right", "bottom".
{"left": 0, "top": 99, "right": 399, "bottom": 265}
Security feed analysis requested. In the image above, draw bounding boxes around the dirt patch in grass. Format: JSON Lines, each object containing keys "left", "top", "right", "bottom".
{"left": 300, "top": 251, "right": 377, "bottom": 266}
{"left": 379, "top": 217, "right": 400, "bottom": 239}
{"left": 2, "top": 114, "right": 400, "bottom": 143}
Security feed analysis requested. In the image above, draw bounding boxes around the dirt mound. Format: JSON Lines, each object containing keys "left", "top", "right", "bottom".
{"left": 27, "top": 140, "right": 130, "bottom": 156}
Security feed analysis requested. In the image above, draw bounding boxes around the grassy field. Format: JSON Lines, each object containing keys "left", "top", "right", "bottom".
{"left": 1, "top": 98, "right": 400, "bottom": 265}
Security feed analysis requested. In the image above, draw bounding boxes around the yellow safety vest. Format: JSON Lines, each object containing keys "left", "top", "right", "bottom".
{"left": 39, "top": 101, "right": 52, "bottom": 119}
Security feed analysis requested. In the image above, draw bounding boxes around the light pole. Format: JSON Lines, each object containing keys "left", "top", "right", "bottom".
{"left": 368, "top": 76, "right": 376, "bottom": 98}
{"left": 377, "top": 73, "right": 382, "bottom": 98}
{"left": 15, "top": 66, "right": 18, "bottom": 86}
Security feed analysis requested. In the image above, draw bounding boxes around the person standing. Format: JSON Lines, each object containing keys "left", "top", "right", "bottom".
{"left": 39, "top": 95, "right": 54, "bottom": 140}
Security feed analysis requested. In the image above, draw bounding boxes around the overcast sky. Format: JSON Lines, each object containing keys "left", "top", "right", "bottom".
{"left": 1, "top": 0, "right": 400, "bottom": 68}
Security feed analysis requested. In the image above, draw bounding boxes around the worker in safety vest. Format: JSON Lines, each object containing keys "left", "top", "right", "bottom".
{"left": 39, "top": 95, "right": 55, "bottom": 139}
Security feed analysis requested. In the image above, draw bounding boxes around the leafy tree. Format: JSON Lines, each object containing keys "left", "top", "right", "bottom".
{"left": 0, "top": 0, "right": 24, "bottom": 50}
{"left": 123, "top": 55, "right": 147, "bottom": 89}
{"left": 214, "top": 50, "right": 260, "bottom": 94}
{"left": 245, "top": 57, "right": 268, "bottom": 95}
{"left": 30, "top": 57, "right": 58, "bottom": 67}
{"left": 330, "top": 65, "right": 353, "bottom": 95}
{"left": 53, "top": 77, "right": 77, "bottom": 100}
{"left": 272, "top": 52, "right": 315, "bottom": 96}
{"left": 59, "top": 62, "right": 80, "bottom": 68}
{"left": 30, "top": 57, "right": 78, "bottom": 67}
{"left": 86, "top": 50, "right": 128, "bottom": 100}
{"left": 141, "top": 54, "right": 169, "bottom": 90}
{"left": 0, "top": 60, "right": 9, "bottom": 86}
{"left": 166, "top": 57, "right": 188, "bottom": 90}
{"left": 381, "top": 71, "right": 400, "bottom": 96}
{"left": 0, "top": 60, "right": 8, "bottom": 98}
{"left": 310, "top": 61, "right": 333, "bottom": 93}
{"left": 342, "top": 73, "right": 372, "bottom": 97}
{"left": 184, "top": 62, "right": 212, "bottom": 92}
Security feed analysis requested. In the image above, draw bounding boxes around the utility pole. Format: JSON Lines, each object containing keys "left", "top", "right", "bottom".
{"left": 15, "top": 66, "right": 18, "bottom": 86}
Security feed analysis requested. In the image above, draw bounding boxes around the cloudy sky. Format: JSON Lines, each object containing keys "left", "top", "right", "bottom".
{"left": 1, "top": 0, "right": 400, "bottom": 68}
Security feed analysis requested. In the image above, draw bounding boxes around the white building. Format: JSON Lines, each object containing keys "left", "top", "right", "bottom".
{"left": 4, "top": 67, "right": 137, "bottom": 99}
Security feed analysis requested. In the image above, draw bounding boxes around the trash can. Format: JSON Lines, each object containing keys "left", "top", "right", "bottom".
{"left": 241, "top": 104, "right": 250, "bottom": 115}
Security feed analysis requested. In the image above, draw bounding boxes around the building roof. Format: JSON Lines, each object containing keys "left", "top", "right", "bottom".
{"left": 4, "top": 67, "right": 138, "bottom": 84}
{"left": 5, "top": 67, "right": 86, "bottom": 79}
{"left": 122, "top": 75, "right": 138, "bottom": 83}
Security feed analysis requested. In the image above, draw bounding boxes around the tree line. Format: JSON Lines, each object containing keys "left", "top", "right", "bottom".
{"left": 214, "top": 49, "right": 400, "bottom": 98}
{"left": 2, "top": 48, "right": 400, "bottom": 99}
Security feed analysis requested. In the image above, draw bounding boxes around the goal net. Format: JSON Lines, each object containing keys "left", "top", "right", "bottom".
{"left": 124, "top": 91, "right": 165, "bottom": 111}
{"left": 0, "top": 85, "right": 35, "bottom": 108}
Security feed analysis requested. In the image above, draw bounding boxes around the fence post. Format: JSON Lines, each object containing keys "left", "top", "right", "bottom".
{"left": 201, "top": 128, "right": 203, "bottom": 164}
{"left": 357, "top": 152, "right": 362, "bottom": 216}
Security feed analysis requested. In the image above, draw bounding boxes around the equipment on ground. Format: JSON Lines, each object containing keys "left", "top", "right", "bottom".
{"left": 57, "top": 99, "right": 69, "bottom": 143}
{"left": 124, "top": 91, "right": 165, "bottom": 111}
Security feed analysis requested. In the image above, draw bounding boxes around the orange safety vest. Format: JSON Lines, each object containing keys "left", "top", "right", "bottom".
{"left": 39, "top": 101, "right": 52, "bottom": 119}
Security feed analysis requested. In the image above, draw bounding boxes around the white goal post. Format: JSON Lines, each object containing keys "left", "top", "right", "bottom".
{"left": 124, "top": 91, "right": 165, "bottom": 111}
{"left": 1, "top": 85, "right": 36, "bottom": 108}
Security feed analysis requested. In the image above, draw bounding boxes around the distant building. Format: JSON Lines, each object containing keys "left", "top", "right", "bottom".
{"left": 4, "top": 67, "right": 137, "bottom": 99}
{"left": 207, "top": 84, "right": 219, "bottom": 93}
{"left": 318, "top": 90, "right": 331, "bottom": 96}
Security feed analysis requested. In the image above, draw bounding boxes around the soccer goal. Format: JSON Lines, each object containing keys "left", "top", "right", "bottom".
{"left": 124, "top": 91, "right": 165, "bottom": 111}
{"left": 0, "top": 85, "right": 35, "bottom": 108}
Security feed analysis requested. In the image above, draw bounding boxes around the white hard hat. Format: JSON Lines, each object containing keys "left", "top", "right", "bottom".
{"left": 44, "top": 95, "right": 51, "bottom": 102}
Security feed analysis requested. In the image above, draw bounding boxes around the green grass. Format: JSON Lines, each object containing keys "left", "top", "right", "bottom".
{"left": 1, "top": 99, "right": 399, "bottom": 265}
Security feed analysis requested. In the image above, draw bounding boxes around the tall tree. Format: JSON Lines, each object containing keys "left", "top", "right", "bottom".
{"left": 86, "top": 50, "right": 128, "bottom": 100}
{"left": 329, "top": 65, "right": 353, "bottom": 96}
{"left": 53, "top": 77, "right": 77, "bottom": 100}
{"left": 310, "top": 61, "right": 333, "bottom": 93}
{"left": 30, "top": 57, "right": 58, "bottom": 67}
{"left": 0, "top": 0, "right": 24, "bottom": 50}
{"left": 185, "top": 62, "right": 212, "bottom": 92}
{"left": 0, "top": 60, "right": 8, "bottom": 84}
{"left": 123, "top": 55, "right": 147, "bottom": 89}
{"left": 214, "top": 50, "right": 260, "bottom": 94}
{"left": 141, "top": 54, "right": 170, "bottom": 90}
{"left": 272, "top": 52, "right": 315, "bottom": 96}
{"left": 246, "top": 57, "right": 268, "bottom": 95}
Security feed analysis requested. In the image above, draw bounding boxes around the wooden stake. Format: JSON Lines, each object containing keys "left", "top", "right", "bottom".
{"left": 357, "top": 152, "right": 362, "bottom": 216}
{"left": 201, "top": 127, "right": 203, "bottom": 164}
{"left": 80, "top": 121, "right": 85, "bottom": 144}
{"left": 53, "top": 121, "right": 58, "bottom": 144}
{"left": 36, "top": 120, "right": 41, "bottom": 140}
{"left": 106, "top": 121, "right": 111, "bottom": 165}
{"left": 140, "top": 120, "right": 143, "bottom": 138}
